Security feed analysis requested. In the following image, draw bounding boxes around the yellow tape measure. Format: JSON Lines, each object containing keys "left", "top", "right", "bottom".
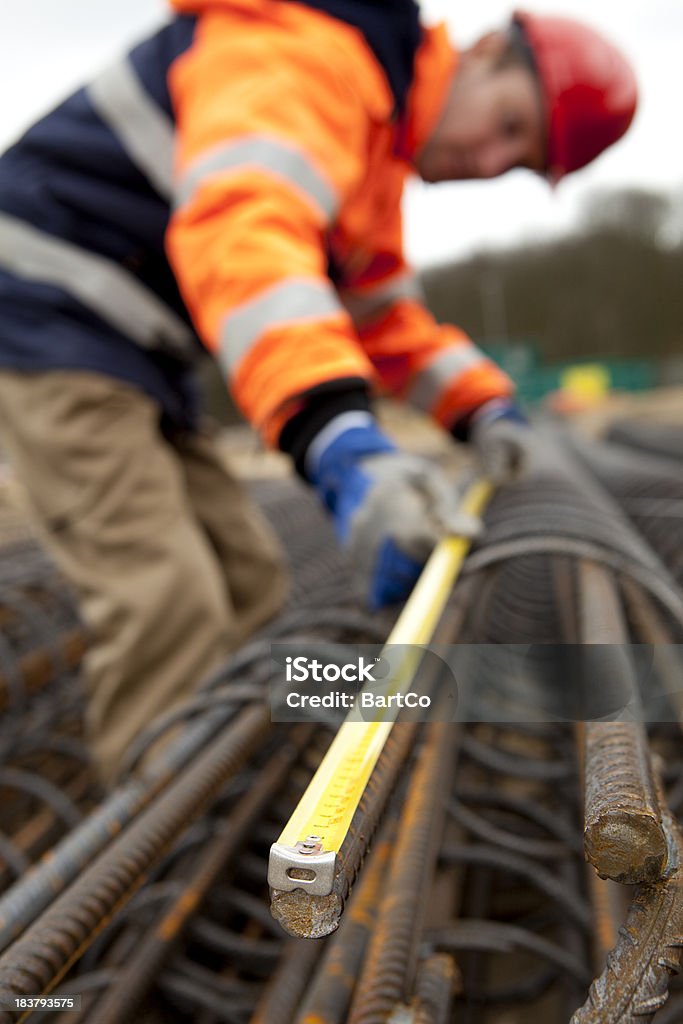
{"left": 268, "top": 478, "right": 492, "bottom": 895}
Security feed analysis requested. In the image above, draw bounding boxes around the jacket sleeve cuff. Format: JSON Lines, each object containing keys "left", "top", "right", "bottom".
{"left": 450, "top": 398, "right": 527, "bottom": 442}
{"left": 277, "top": 378, "right": 373, "bottom": 479}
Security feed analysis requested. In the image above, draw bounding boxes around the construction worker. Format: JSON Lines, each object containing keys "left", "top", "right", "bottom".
{"left": 0, "top": 1, "right": 637, "bottom": 783}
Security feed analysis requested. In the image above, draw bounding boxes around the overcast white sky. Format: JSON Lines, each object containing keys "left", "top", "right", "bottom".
{"left": 0, "top": 0, "right": 680, "bottom": 266}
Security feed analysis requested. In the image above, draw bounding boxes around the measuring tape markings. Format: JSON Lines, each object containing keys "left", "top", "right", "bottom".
{"left": 268, "top": 479, "right": 493, "bottom": 894}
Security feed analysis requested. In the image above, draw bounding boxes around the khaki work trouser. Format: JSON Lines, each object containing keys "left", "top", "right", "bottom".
{"left": 0, "top": 370, "right": 288, "bottom": 784}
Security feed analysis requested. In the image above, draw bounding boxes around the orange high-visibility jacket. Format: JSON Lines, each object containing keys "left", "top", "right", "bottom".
{"left": 167, "top": 0, "right": 514, "bottom": 445}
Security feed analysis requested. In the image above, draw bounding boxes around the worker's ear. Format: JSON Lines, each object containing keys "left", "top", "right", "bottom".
{"left": 467, "top": 30, "right": 508, "bottom": 64}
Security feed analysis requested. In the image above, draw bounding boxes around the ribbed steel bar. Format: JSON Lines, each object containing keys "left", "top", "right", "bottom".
{"left": 586, "top": 871, "right": 627, "bottom": 972}
{"left": 5, "top": 441, "right": 683, "bottom": 1021}
{"left": 91, "top": 725, "right": 314, "bottom": 1024}
{"left": 1, "top": 770, "right": 93, "bottom": 879}
{"left": 460, "top": 434, "right": 683, "bottom": 630}
{"left": 347, "top": 720, "right": 455, "bottom": 1024}
{"left": 295, "top": 815, "right": 397, "bottom": 1024}
{"left": 621, "top": 576, "right": 683, "bottom": 721}
{"left": 0, "top": 629, "right": 85, "bottom": 713}
{"left": 570, "top": 434, "right": 683, "bottom": 593}
{"left": 0, "top": 704, "right": 269, "bottom": 1021}
{"left": 0, "top": 698, "right": 248, "bottom": 952}
{"left": 579, "top": 559, "right": 668, "bottom": 884}
{"left": 570, "top": 814, "right": 683, "bottom": 1023}
{"left": 410, "top": 953, "right": 459, "bottom": 1024}
{"left": 250, "top": 938, "right": 323, "bottom": 1024}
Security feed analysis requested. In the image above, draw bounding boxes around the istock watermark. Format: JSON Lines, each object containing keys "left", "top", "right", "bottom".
{"left": 271, "top": 643, "right": 459, "bottom": 723}
{"left": 284, "top": 655, "right": 379, "bottom": 684}
{"left": 269, "top": 643, "right": 683, "bottom": 725}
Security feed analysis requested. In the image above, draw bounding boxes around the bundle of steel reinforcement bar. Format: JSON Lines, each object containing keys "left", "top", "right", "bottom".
{"left": 1, "top": 433, "right": 683, "bottom": 1024}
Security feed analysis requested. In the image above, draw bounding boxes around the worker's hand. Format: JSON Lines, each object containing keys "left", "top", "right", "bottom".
{"left": 470, "top": 400, "right": 536, "bottom": 485}
{"left": 308, "top": 414, "right": 481, "bottom": 609}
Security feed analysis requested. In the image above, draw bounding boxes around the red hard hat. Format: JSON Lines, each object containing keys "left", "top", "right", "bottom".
{"left": 514, "top": 10, "right": 638, "bottom": 182}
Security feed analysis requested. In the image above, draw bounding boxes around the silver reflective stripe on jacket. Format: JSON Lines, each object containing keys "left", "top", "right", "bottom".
{"left": 340, "top": 271, "right": 425, "bottom": 327}
{"left": 219, "top": 278, "right": 345, "bottom": 373}
{"left": 408, "top": 345, "right": 486, "bottom": 413}
{"left": 87, "top": 57, "right": 175, "bottom": 199}
{"left": 0, "top": 214, "right": 195, "bottom": 359}
{"left": 174, "top": 136, "right": 339, "bottom": 222}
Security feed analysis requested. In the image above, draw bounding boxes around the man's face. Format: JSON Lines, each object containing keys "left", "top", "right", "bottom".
{"left": 415, "top": 33, "right": 546, "bottom": 183}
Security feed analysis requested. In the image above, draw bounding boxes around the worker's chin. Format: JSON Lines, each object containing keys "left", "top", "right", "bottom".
{"left": 413, "top": 154, "right": 435, "bottom": 182}
{"left": 417, "top": 163, "right": 461, "bottom": 184}
{"left": 415, "top": 155, "right": 477, "bottom": 183}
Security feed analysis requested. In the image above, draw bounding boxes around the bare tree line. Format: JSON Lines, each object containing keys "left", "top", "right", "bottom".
{"left": 422, "top": 186, "right": 683, "bottom": 363}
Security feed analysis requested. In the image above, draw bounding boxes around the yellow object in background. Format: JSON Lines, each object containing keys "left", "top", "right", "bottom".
{"left": 548, "top": 363, "right": 612, "bottom": 416}
{"left": 560, "top": 363, "right": 611, "bottom": 404}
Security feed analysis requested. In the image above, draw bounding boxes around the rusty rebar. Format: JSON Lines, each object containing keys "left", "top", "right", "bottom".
{"left": 251, "top": 938, "right": 323, "bottom": 1024}
{"left": 0, "top": 704, "right": 269, "bottom": 1021}
{"left": 0, "top": 630, "right": 85, "bottom": 713}
{"left": 621, "top": 576, "right": 683, "bottom": 721}
{"left": 586, "top": 871, "right": 628, "bottom": 972}
{"left": 0, "top": 697, "right": 247, "bottom": 953}
{"left": 347, "top": 720, "right": 455, "bottom": 1024}
{"left": 579, "top": 560, "right": 668, "bottom": 884}
{"left": 571, "top": 819, "right": 683, "bottom": 1023}
{"left": 295, "top": 815, "right": 397, "bottom": 1024}
{"left": 6, "top": 453, "right": 683, "bottom": 1021}
{"left": 411, "top": 954, "right": 459, "bottom": 1024}
{"left": 583, "top": 723, "right": 668, "bottom": 884}
{"left": 92, "top": 726, "right": 313, "bottom": 1024}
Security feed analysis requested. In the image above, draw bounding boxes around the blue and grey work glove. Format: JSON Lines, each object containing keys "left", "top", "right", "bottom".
{"left": 469, "top": 399, "right": 536, "bottom": 484}
{"left": 307, "top": 413, "right": 481, "bottom": 610}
